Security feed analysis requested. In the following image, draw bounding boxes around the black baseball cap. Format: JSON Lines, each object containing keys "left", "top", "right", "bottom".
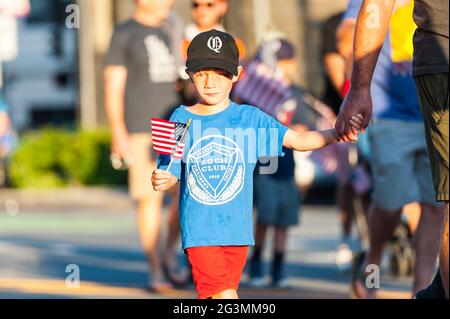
{"left": 186, "top": 29, "right": 240, "bottom": 76}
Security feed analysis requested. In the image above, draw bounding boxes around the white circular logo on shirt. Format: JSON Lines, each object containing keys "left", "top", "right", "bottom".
{"left": 207, "top": 36, "right": 223, "bottom": 53}
{"left": 187, "top": 135, "right": 245, "bottom": 206}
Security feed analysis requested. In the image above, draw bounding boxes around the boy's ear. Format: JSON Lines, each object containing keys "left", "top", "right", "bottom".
{"left": 232, "top": 66, "right": 243, "bottom": 83}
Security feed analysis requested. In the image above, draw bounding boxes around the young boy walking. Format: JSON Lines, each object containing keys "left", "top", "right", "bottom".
{"left": 151, "top": 29, "right": 362, "bottom": 299}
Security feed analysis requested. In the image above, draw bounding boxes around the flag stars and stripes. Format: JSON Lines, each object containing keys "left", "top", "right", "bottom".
{"left": 150, "top": 118, "right": 188, "bottom": 158}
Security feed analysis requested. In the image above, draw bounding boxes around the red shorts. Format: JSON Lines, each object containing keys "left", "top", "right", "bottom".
{"left": 186, "top": 246, "right": 249, "bottom": 299}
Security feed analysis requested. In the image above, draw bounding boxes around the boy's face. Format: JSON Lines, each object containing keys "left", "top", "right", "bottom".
{"left": 190, "top": 67, "right": 241, "bottom": 106}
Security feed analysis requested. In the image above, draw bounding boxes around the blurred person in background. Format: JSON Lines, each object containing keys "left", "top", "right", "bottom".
{"left": 322, "top": 11, "right": 347, "bottom": 114}
{"left": 0, "top": 0, "right": 30, "bottom": 16}
{"left": 0, "top": 0, "right": 28, "bottom": 185}
{"left": 337, "top": 0, "right": 445, "bottom": 298}
{"left": 246, "top": 38, "right": 304, "bottom": 288}
{"left": 0, "top": 93, "right": 13, "bottom": 186}
{"left": 0, "top": 93, "right": 10, "bottom": 138}
{"left": 321, "top": 8, "right": 366, "bottom": 270}
{"left": 104, "top": 0, "right": 188, "bottom": 292}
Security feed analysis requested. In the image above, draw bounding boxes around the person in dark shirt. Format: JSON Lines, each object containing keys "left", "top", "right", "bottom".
{"left": 246, "top": 38, "right": 304, "bottom": 288}
{"left": 103, "top": 0, "right": 186, "bottom": 292}
{"left": 321, "top": 12, "right": 346, "bottom": 115}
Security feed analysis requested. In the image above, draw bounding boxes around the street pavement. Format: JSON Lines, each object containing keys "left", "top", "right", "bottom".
{"left": 0, "top": 204, "right": 413, "bottom": 299}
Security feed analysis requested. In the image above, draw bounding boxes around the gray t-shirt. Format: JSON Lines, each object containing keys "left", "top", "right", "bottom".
{"left": 104, "top": 20, "right": 180, "bottom": 133}
{"left": 413, "top": 0, "right": 449, "bottom": 76}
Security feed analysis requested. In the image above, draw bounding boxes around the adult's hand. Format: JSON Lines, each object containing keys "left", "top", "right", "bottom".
{"left": 335, "top": 88, "right": 372, "bottom": 142}
{"left": 111, "top": 129, "right": 129, "bottom": 161}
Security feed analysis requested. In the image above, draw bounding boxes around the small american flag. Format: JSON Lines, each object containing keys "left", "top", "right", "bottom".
{"left": 150, "top": 118, "right": 190, "bottom": 160}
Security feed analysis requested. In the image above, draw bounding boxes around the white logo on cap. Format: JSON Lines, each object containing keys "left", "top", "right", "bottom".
{"left": 207, "top": 36, "right": 223, "bottom": 53}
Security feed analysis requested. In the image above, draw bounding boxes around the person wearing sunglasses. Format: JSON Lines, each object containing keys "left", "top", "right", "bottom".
{"left": 181, "top": 0, "right": 246, "bottom": 65}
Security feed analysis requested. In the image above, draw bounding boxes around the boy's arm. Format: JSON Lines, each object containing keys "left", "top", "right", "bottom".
{"left": 283, "top": 128, "right": 340, "bottom": 152}
{"left": 283, "top": 114, "right": 363, "bottom": 152}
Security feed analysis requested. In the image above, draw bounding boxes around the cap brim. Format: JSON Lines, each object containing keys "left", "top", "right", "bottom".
{"left": 186, "top": 58, "right": 238, "bottom": 76}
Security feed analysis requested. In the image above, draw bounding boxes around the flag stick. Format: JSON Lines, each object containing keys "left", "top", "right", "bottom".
{"left": 165, "top": 118, "right": 192, "bottom": 174}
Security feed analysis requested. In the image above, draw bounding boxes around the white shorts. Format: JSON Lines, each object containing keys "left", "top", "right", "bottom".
{"left": 368, "top": 119, "right": 436, "bottom": 211}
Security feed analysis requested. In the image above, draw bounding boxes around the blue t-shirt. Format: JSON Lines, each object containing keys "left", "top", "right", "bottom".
{"left": 158, "top": 102, "right": 288, "bottom": 250}
{"left": 344, "top": 0, "right": 422, "bottom": 122}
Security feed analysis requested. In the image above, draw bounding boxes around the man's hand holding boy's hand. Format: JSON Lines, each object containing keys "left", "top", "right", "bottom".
{"left": 335, "top": 113, "right": 364, "bottom": 142}
{"left": 151, "top": 169, "right": 178, "bottom": 191}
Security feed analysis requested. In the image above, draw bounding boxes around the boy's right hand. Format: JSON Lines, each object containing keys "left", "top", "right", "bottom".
{"left": 151, "top": 169, "right": 178, "bottom": 191}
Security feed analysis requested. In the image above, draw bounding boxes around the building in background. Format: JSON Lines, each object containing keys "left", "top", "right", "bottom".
{"left": 2, "top": 0, "right": 78, "bottom": 131}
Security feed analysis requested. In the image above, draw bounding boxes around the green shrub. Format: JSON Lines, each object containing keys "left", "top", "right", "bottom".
{"left": 8, "top": 127, "right": 127, "bottom": 188}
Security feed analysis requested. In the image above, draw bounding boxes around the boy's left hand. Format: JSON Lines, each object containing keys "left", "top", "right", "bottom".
{"left": 349, "top": 114, "right": 364, "bottom": 135}
{"left": 338, "top": 114, "right": 363, "bottom": 142}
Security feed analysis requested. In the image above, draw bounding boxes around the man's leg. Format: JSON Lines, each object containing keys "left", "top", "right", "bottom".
{"left": 137, "top": 191, "right": 170, "bottom": 290}
{"left": 129, "top": 134, "right": 171, "bottom": 291}
{"left": 412, "top": 203, "right": 445, "bottom": 294}
{"left": 337, "top": 183, "right": 354, "bottom": 241}
{"left": 440, "top": 204, "right": 449, "bottom": 297}
{"left": 415, "top": 73, "right": 449, "bottom": 298}
{"left": 353, "top": 206, "right": 402, "bottom": 298}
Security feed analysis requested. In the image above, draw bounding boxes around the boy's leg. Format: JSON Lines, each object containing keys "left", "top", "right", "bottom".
{"left": 274, "top": 226, "right": 287, "bottom": 252}
{"left": 212, "top": 289, "right": 238, "bottom": 299}
{"left": 187, "top": 246, "right": 248, "bottom": 299}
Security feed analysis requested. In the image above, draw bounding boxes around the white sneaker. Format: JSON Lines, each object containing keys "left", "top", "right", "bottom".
{"left": 249, "top": 276, "right": 267, "bottom": 288}
{"left": 335, "top": 244, "right": 354, "bottom": 273}
{"left": 273, "top": 277, "right": 291, "bottom": 289}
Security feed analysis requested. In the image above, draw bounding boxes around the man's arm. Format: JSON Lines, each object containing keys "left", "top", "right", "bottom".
{"left": 335, "top": 0, "right": 396, "bottom": 141}
{"left": 104, "top": 65, "right": 129, "bottom": 159}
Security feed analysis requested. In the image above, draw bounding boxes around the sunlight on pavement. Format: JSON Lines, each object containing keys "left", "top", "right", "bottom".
{"left": 0, "top": 277, "right": 410, "bottom": 299}
{"left": 0, "top": 278, "right": 196, "bottom": 299}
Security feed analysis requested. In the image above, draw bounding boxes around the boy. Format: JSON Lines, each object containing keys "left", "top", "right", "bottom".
{"left": 151, "top": 29, "right": 362, "bottom": 299}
